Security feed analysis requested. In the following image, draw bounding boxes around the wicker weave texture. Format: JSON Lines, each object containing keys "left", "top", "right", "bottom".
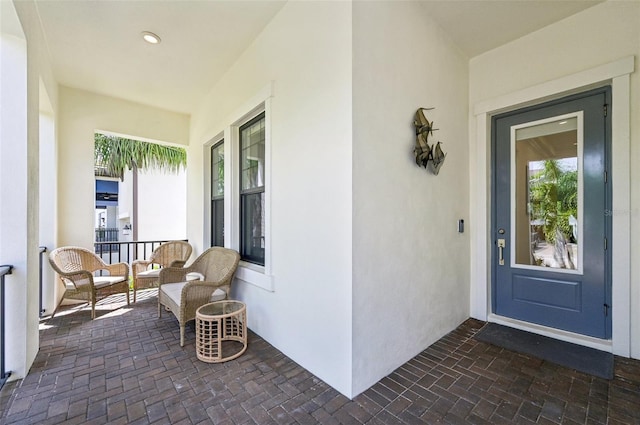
{"left": 131, "top": 241, "right": 192, "bottom": 302}
{"left": 158, "top": 247, "right": 240, "bottom": 346}
{"left": 195, "top": 301, "right": 247, "bottom": 363}
{"left": 48, "top": 246, "right": 130, "bottom": 319}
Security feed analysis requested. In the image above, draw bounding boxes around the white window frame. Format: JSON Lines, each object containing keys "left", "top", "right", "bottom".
{"left": 510, "top": 112, "right": 584, "bottom": 275}
{"left": 208, "top": 136, "right": 225, "bottom": 248}
{"left": 205, "top": 83, "right": 274, "bottom": 291}
{"left": 237, "top": 112, "right": 266, "bottom": 266}
{"left": 203, "top": 132, "right": 223, "bottom": 249}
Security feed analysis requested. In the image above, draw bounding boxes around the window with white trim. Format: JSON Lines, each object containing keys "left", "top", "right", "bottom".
{"left": 210, "top": 140, "right": 224, "bottom": 247}
{"left": 205, "top": 85, "right": 273, "bottom": 291}
{"left": 239, "top": 113, "right": 266, "bottom": 265}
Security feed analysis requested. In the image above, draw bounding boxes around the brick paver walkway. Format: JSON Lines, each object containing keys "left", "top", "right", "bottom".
{"left": 1, "top": 291, "right": 639, "bottom": 424}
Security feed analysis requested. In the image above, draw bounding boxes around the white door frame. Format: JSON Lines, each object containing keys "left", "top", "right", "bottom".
{"left": 470, "top": 56, "right": 634, "bottom": 356}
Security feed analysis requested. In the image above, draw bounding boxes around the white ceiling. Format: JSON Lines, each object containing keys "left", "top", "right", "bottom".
{"left": 33, "top": 0, "right": 603, "bottom": 115}
{"left": 420, "top": 0, "right": 603, "bottom": 57}
{"left": 35, "top": 0, "right": 287, "bottom": 114}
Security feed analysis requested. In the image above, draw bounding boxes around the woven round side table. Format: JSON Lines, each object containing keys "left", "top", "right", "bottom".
{"left": 195, "top": 300, "right": 247, "bottom": 363}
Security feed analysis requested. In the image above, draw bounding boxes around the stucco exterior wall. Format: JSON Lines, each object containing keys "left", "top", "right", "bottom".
{"left": 352, "top": 1, "right": 471, "bottom": 396}
{"left": 469, "top": 1, "right": 640, "bottom": 357}
{"left": 114, "top": 166, "right": 186, "bottom": 249}
{"left": 2, "top": 0, "right": 58, "bottom": 380}
{"left": 189, "top": 1, "right": 353, "bottom": 396}
{"left": 0, "top": 11, "right": 31, "bottom": 382}
{"left": 39, "top": 109, "right": 58, "bottom": 316}
{"left": 136, "top": 167, "right": 187, "bottom": 244}
{"left": 57, "top": 87, "right": 190, "bottom": 249}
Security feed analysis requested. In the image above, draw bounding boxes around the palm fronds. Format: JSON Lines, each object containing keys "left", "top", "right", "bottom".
{"left": 95, "top": 134, "right": 186, "bottom": 180}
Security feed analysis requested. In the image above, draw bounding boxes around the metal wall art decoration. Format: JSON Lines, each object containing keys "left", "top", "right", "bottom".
{"left": 413, "top": 107, "right": 446, "bottom": 175}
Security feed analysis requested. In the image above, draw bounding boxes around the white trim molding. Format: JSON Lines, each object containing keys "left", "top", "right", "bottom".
{"left": 202, "top": 82, "right": 275, "bottom": 292}
{"left": 470, "top": 56, "right": 634, "bottom": 356}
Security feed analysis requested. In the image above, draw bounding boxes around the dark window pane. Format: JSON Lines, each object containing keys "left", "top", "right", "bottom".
{"left": 239, "top": 113, "right": 266, "bottom": 264}
{"left": 240, "top": 115, "right": 265, "bottom": 191}
{"left": 210, "top": 141, "right": 224, "bottom": 247}
{"left": 211, "top": 198, "right": 224, "bottom": 247}
{"left": 240, "top": 192, "right": 265, "bottom": 265}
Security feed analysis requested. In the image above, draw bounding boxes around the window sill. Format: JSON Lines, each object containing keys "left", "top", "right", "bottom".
{"left": 235, "top": 261, "right": 274, "bottom": 292}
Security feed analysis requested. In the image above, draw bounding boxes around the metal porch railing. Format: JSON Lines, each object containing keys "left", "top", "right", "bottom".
{"left": 94, "top": 239, "right": 189, "bottom": 264}
{"left": 94, "top": 228, "right": 120, "bottom": 253}
{"left": 94, "top": 227, "right": 119, "bottom": 243}
{"left": 0, "top": 264, "right": 14, "bottom": 389}
{"left": 39, "top": 247, "right": 47, "bottom": 318}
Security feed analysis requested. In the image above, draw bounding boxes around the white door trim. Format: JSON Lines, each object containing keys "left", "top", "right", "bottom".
{"left": 470, "top": 56, "right": 634, "bottom": 356}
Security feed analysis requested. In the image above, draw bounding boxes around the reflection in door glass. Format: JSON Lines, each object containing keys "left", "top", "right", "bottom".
{"left": 514, "top": 117, "right": 579, "bottom": 270}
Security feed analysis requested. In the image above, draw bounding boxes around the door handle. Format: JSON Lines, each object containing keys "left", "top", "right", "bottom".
{"left": 497, "top": 239, "right": 506, "bottom": 266}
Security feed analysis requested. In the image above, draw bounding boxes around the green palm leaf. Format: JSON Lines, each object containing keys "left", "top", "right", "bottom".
{"left": 95, "top": 134, "right": 186, "bottom": 180}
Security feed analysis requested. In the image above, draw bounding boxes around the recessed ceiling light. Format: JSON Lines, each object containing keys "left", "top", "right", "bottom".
{"left": 141, "top": 31, "right": 161, "bottom": 44}
{"left": 559, "top": 120, "right": 568, "bottom": 125}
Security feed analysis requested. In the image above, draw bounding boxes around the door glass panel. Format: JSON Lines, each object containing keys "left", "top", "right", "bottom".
{"left": 512, "top": 115, "right": 582, "bottom": 272}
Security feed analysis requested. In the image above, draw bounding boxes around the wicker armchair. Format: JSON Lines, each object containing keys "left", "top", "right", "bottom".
{"left": 131, "top": 241, "right": 192, "bottom": 303}
{"left": 158, "top": 247, "right": 240, "bottom": 346}
{"left": 48, "top": 246, "right": 130, "bottom": 319}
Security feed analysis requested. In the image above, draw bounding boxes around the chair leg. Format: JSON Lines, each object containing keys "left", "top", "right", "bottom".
{"left": 180, "top": 325, "right": 185, "bottom": 347}
{"left": 126, "top": 287, "right": 130, "bottom": 305}
{"left": 50, "top": 289, "right": 67, "bottom": 318}
{"left": 51, "top": 296, "right": 62, "bottom": 318}
{"left": 133, "top": 280, "right": 137, "bottom": 303}
{"left": 91, "top": 292, "right": 97, "bottom": 320}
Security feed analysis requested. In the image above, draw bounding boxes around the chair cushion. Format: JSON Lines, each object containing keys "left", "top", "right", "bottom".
{"left": 93, "top": 276, "right": 127, "bottom": 289}
{"left": 137, "top": 268, "right": 160, "bottom": 278}
{"left": 159, "top": 281, "right": 226, "bottom": 305}
{"left": 138, "top": 270, "right": 202, "bottom": 280}
{"left": 210, "top": 288, "right": 226, "bottom": 301}
{"left": 186, "top": 272, "right": 204, "bottom": 281}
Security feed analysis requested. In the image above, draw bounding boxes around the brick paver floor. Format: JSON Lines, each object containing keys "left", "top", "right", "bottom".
{"left": 1, "top": 290, "right": 639, "bottom": 424}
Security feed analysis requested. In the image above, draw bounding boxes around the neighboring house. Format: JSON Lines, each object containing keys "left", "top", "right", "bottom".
{"left": 117, "top": 167, "right": 188, "bottom": 243}
{"left": 1, "top": 0, "right": 638, "bottom": 399}
{"left": 95, "top": 178, "right": 118, "bottom": 232}
{"left": 95, "top": 146, "right": 187, "bottom": 245}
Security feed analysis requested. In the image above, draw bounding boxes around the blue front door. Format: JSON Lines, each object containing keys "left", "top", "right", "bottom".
{"left": 492, "top": 88, "right": 611, "bottom": 339}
